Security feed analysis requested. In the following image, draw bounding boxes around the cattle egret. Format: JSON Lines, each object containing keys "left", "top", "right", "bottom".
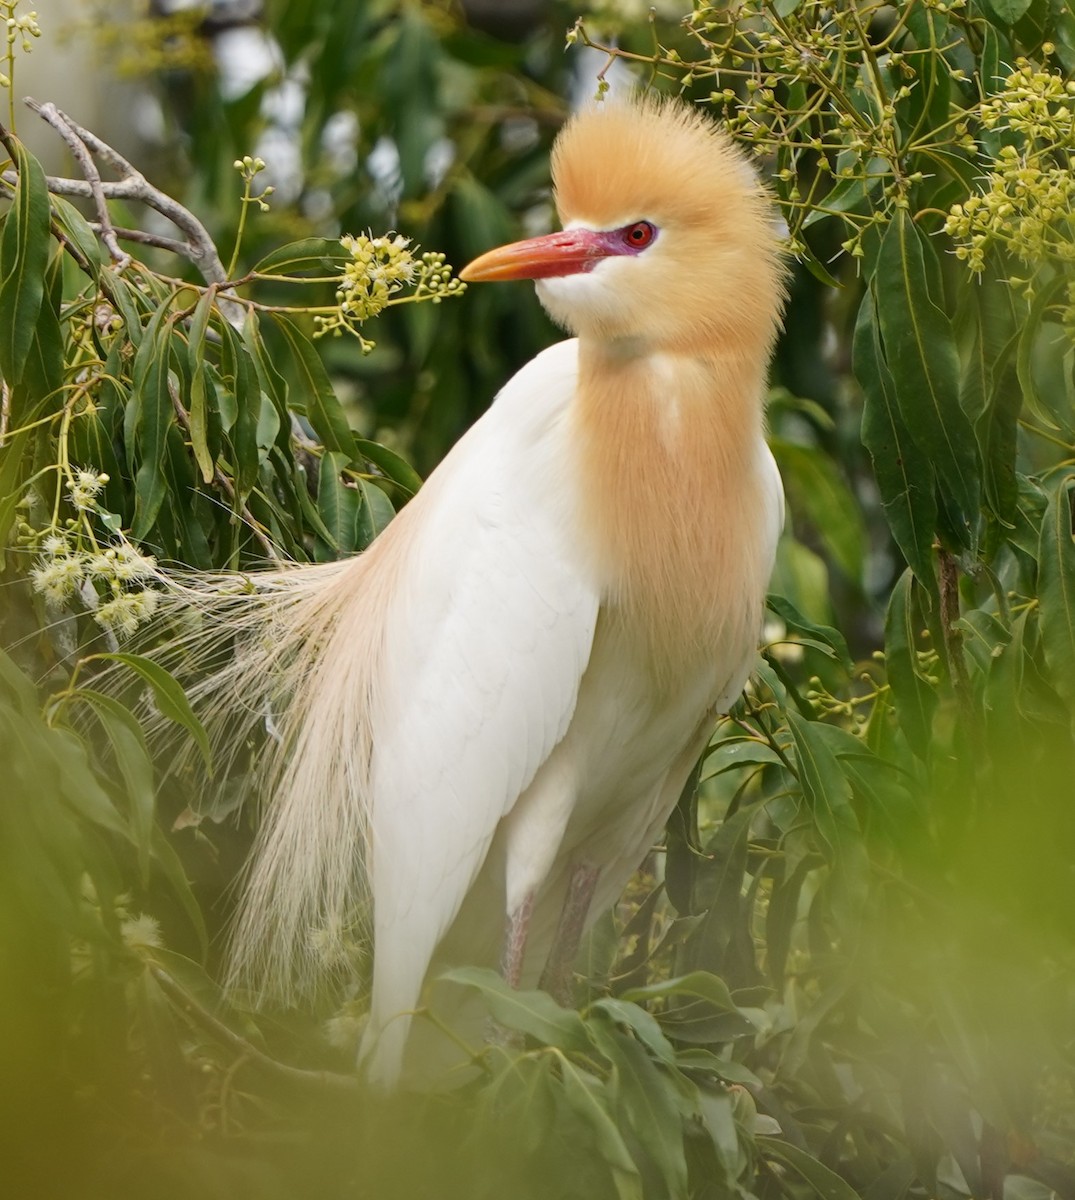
{"left": 189, "top": 94, "right": 785, "bottom": 1089}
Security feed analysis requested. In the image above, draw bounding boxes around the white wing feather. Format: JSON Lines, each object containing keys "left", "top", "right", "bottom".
{"left": 361, "top": 341, "right": 599, "bottom": 1082}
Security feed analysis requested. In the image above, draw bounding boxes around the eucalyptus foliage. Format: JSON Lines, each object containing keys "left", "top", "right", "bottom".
{"left": 1, "top": 2, "right": 1074, "bottom": 1199}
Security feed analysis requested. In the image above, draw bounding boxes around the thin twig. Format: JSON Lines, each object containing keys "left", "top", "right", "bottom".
{"left": 167, "top": 377, "right": 281, "bottom": 561}
{"left": 148, "top": 963, "right": 361, "bottom": 1098}
{"left": 0, "top": 381, "right": 10, "bottom": 445}
{"left": 28, "top": 101, "right": 129, "bottom": 267}
{"left": 89, "top": 222, "right": 191, "bottom": 259}
{"left": 26, "top": 98, "right": 228, "bottom": 283}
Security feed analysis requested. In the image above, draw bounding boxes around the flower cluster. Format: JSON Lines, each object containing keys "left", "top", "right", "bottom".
{"left": 0, "top": 0, "right": 39, "bottom": 89}
{"left": 945, "top": 58, "right": 1075, "bottom": 289}
{"left": 28, "top": 500, "right": 161, "bottom": 640}
{"left": 314, "top": 234, "right": 466, "bottom": 351}
{"left": 66, "top": 468, "right": 109, "bottom": 512}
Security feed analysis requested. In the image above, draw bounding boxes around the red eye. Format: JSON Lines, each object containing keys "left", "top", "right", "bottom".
{"left": 623, "top": 221, "right": 656, "bottom": 249}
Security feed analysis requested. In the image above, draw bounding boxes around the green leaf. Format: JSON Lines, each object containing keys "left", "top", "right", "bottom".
{"left": 589, "top": 997, "right": 677, "bottom": 1066}
{"left": 316, "top": 449, "right": 359, "bottom": 557}
{"left": 978, "top": 0, "right": 1032, "bottom": 24}
{"left": 673, "top": 1048, "right": 762, "bottom": 1087}
{"left": 355, "top": 437, "right": 423, "bottom": 497}
{"left": 185, "top": 289, "right": 217, "bottom": 483}
{"left": 440, "top": 966, "right": 590, "bottom": 1051}
{"left": 853, "top": 290, "right": 937, "bottom": 584}
{"left": 787, "top": 710, "right": 857, "bottom": 857}
{"left": 873, "top": 211, "right": 978, "bottom": 549}
{"left": 274, "top": 314, "right": 356, "bottom": 456}
{"left": 14, "top": 246, "right": 64, "bottom": 419}
{"left": 97, "top": 653, "right": 212, "bottom": 773}
{"left": 701, "top": 738, "right": 783, "bottom": 781}
{"left": 0, "top": 139, "right": 51, "bottom": 385}
{"left": 767, "top": 593, "right": 852, "bottom": 668}
{"left": 884, "top": 569, "right": 937, "bottom": 758}
{"left": 51, "top": 195, "right": 102, "bottom": 272}
{"left": 151, "top": 826, "right": 209, "bottom": 961}
{"left": 76, "top": 689, "right": 156, "bottom": 880}
{"left": 621, "top": 971, "right": 739, "bottom": 1012}
{"left": 130, "top": 311, "right": 177, "bottom": 540}
{"left": 354, "top": 475, "right": 396, "bottom": 547}
{"left": 219, "top": 320, "right": 260, "bottom": 497}
{"left": 1037, "top": 475, "right": 1075, "bottom": 712}
{"left": 757, "top": 1137, "right": 862, "bottom": 1200}
{"left": 589, "top": 1019, "right": 689, "bottom": 1199}
{"left": 559, "top": 1060, "right": 643, "bottom": 1200}
{"left": 252, "top": 236, "right": 350, "bottom": 276}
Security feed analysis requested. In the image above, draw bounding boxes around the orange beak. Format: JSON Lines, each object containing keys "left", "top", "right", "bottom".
{"left": 459, "top": 228, "right": 618, "bottom": 283}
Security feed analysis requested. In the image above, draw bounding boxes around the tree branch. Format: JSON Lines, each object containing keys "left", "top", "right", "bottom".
{"left": 20, "top": 99, "right": 245, "bottom": 325}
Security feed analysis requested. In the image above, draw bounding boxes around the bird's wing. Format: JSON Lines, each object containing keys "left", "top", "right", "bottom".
{"left": 365, "top": 341, "right": 598, "bottom": 1043}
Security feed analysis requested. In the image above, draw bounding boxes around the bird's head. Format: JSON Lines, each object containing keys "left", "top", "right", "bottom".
{"left": 461, "top": 94, "right": 785, "bottom": 358}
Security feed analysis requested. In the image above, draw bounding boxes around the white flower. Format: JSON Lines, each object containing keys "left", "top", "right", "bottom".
{"left": 94, "top": 589, "right": 159, "bottom": 639}
{"left": 30, "top": 554, "right": 83, "bottom": 605}
{"left": 121, "top": 913, "right": 163, "bottom": 951}
{"left": 66, "top": 468, "right": 109, "bottom": 512}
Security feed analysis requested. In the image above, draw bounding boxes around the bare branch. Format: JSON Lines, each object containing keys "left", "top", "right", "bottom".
{"left": 27, "top": 101, "right": 130, "bottom": 267}
{"left": 24, "top": 98, "right": 236, "bottom": 300}
{"left": 89, "top": 222, "right": 191, "bottom": 259}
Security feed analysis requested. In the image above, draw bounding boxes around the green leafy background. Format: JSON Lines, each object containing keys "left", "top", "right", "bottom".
{"left": 1, "top": 2, "right": 1073, "bottom": 1198}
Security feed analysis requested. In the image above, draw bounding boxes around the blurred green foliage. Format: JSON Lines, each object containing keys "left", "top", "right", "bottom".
{"left": 0, "top": 1, "right": 1074, "bottom": 1198}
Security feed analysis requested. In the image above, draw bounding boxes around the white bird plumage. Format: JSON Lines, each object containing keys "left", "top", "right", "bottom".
{"left": 152, "top": 93, "right": 786, "bottom": 1089}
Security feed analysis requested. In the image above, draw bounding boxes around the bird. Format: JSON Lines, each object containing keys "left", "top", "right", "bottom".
{"left": 174, "top": 92, "right": 785, "bottom": 1089}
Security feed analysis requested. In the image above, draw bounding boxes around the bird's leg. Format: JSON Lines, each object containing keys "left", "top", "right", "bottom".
{"left": 500, "top": 891, "right": 535, "bottom": 989}
{"left": 487, "top": 893, "right": 537, "bottom": 1049}
{"left": 538, "top": 862, "right": 600, "bottom": 1006}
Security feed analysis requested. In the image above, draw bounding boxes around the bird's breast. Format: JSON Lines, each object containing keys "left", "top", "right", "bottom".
{"left": 571, "top": 346, "right": 777, "bottom": 685}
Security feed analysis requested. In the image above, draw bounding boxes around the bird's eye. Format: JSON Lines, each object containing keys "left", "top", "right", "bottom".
{"left": 623, "top": 221, "right": 656, "bottom": 250}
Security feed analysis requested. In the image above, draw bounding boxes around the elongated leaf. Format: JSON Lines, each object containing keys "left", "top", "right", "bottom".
{"left": 853, "top": 291, "right": 937, "bottom": 584}
{"left": 0, "top": 140, "right": 51, "bottom": 385}
{"left": 219, "top": 320, "right": 259, "bottom": 496}
{"left": 559, "top": 1060, "right": 643, "bottom": 1200}
{"left": 130, "top": 312, "right": 177, "bottom": 539}
{"left": 621, "top": 971, "right": 739, "bottom": 1011}
{"left": 14, "top": 246, "right": 64, "bottom": 420}
{"left": 98, "top": 652, "right": 212, "bottom": 772}
{"left": 787, "top": 710, "right": 856, "bottom": 858}
{"left": 355, "top": 437, "right": 422, "bottom": 497}
{"left": 440, "top": 966, "right": 590, "bottom": 1051}
{"left": 701, "top": 738, "right": 783, "bottom": 781}
{"left": 874, "top": 211, "right": 978, "bottom": 548}
{"left": 273, "top": 314, "right": 356, "bottom": 456}
{"left": 767, "top": 593, "right": 852, "bottom": 668}
{"left": 316, "top": 450, "right": 359, "bottom": 557}
{"left": 185, "top": 289, "right": 216, "bottom": 483}
{"left": 253, "top": 236, "right": 350, "bottom": 276}
{"left": 589, "top": 1019, "right": 689, "bottom": 1199}
{"left": 757, "top": 1136, "right": 862, "bottom": 1200}
{"left": 51, "top": 194, "right": 102, "bottom": 273}
{"left": 355, "top": 475, "right": 397, "bottom": 547}
{"left": 884, "top": 569, "right": 937, "bottom": 757}
{"left": 589, "top": 997, "right": 677, "bottom": 1066}
{"left": 77, "top": 689, "right": 156, "bottom": 880}
{"left": 1037, "top": 475, "right": 1075, "bottom": 711}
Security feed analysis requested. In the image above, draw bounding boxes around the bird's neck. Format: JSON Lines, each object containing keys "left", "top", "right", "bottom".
{"left": 573, "top": 337, "right": 773, "bottom": 679}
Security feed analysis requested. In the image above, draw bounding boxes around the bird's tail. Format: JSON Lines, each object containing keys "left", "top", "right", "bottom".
{"left": 137, "top": 545, "right": 401, "bottom": 1006}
